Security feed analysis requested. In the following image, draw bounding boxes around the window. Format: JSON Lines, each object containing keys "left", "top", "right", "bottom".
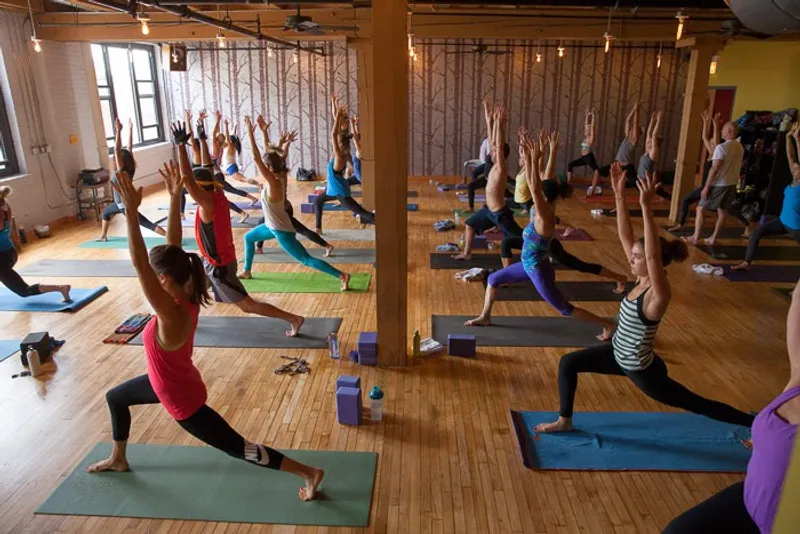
{"left": 0, "top": 92, "right": 19, "bottom": 178}
{"left": 91, "top": 43, "right": 164, "bottom": 149}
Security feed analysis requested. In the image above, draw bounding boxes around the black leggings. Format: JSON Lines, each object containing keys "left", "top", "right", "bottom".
{"left": 677, "top": 161, "right": 714, "bottom": 225}
{"left": 556, "top": 344, "right": 755, "bottom": 427}
{"left": 499, "top": 236, "right": 602, "bottom": 276}
{"left": 468, "top": 176, "right": 488, "bottom": 210}
{"left": 105, "top": 374, "right": 285, "bottom": 470}
{"left": 0, "top": 247, "right": 41, "bottom": 297}
{"left": 257, "top": 202, "right": 330, "bottom": 248}
{"left": 180, "top": 188, "right": 245, "bottom": 216}
{"left": 567, "top": 152, "right": 599, "bottom": 172}
{"left": 662, "top": 482, "right": 758, "bottom": 534}
{"left": 102, "top": 204, "right": 160, "bottom": 232}
{"left": 745, "top": 216, "right": 800, "bottom": 263}
{"left": 313, "top": 193, "right": 375, "bottom": 230}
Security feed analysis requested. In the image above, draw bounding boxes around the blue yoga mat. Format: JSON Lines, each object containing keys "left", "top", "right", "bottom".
{"left": 300, "top": 203, "right": 417, "bottom": 213}
{"left": 510, "top": 410, "right": 751, "bottom": 472}
{"left": 0, "top": 287, "right": 108, "bottom": 312}
{"left": 0, "top": 340, "right": 20, "bottom": 363}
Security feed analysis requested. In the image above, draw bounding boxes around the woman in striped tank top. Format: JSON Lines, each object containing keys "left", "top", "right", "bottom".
{"left": 535, "top": 163, "right": 755, "bottom": 434}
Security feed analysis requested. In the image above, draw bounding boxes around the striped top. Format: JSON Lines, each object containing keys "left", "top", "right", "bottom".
{"left": 612, "top": 287, "right": 659, "bottom": 371}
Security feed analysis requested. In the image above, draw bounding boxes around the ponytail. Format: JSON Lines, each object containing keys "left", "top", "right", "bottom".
{"left": 186, "top": 253, "right": 211, "bottom": 306}
{"left": 0, "top": 185, "right": 12, "bottom": 201}
{"left": 149, "top": 245, "right": 211, "bottom": 306}
{"left": 636, "top": 236, "right": 689, "bottom": 267}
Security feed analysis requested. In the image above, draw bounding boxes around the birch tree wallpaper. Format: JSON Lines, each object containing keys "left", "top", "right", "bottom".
{"left": 409, "top": 39, "right": 689, "bottom": 178}
{"left": 164, "top": 41, "right": 357, "bottom": 178}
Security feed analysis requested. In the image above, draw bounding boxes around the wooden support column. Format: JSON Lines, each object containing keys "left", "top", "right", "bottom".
{"left": 372, "top": 0, "right": 408, "bottom": 366}
{"left": 670, "top": 38, "right": 724, "bottom": 222}
{"left": 350, "top": 38, "right": 376, "bottom": 212}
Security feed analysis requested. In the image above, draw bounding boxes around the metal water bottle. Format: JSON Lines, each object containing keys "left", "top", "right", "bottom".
{"left": 327, "top": 333, "right": 340, "bottom": 360}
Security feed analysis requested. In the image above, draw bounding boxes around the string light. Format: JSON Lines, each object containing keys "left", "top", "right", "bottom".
{"left": 709, "top": 54, "right": 718, "bottom": 75}
{"left": 557, "top": 43, "right": 565, "bottom": 58}
{"left": 267, "top": 46, "right": 273, "bottom": 58}
{"left": 26, "top": 0, "right": 41, "bottom": 53}
{"left": 535, "top": 40, "right": 542, "bottom": 63}
{"left": 656, "top": 42, "right": 663, "bottom": 69}
{"left": 293, "top": 50, "right": 299, "bottom": 64}
{"left": 675, "top": 11, "right": 688, "bottom": 40}
{"left": 138, "top": 15, "right": 150, "bottom": 36}
{"left": 604, "top": 33, "right": 613, "bottom": 54}
{"left": 216, "top": 30, "right": 226, "bottom": 48}
{"left": 603, "top": 4, "right": 615, "bottom": 55}
{"left": 31, "top": 37, "right": 41, "bottom": 53}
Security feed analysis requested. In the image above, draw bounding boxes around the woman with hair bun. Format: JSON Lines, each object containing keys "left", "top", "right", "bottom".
{"left": 535, "top": 163, "right": 754, "bottom": 434}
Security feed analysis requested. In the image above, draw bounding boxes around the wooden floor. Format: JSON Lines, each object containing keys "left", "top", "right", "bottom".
{"left": 0, "top": 178, "right": 793, "bottom": 534}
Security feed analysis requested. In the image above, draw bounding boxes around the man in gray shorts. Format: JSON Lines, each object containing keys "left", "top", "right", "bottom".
{"left": 684, "top": 121, "right": 744, "bottom": 246}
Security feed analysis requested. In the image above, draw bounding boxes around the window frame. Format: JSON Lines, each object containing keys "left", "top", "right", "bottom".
{"left": 0, "top": 91, "right": 20, "bottom": 179}
{"left": 92, "top": 43, "right": 165, "bottom": 149}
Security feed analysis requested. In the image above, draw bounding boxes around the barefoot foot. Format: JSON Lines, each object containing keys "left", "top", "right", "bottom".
{"left": 597, "top": 326, "right": 613, "bottom": 341}
{"left": 315, "top": 228, "right": 323, "bottom": 236}
{"left": 60, "top": 285, "right": 72, "bottom": 303}
{"left": 681, "top": 236, "right": 699, "bottom": 245}
{"left": 324, "top": 245, "right": 334, "bottom": 257}
{"left": 286, "top": 316, "right": 304, "bottom": 337}
{"left": 94, "top": 236, "right": 108, "bottom": 242}
{"left": 614, "top": 280, "right": 627, "bottom": 295}
{"left": 666, "top": 224, "right": 682, "bottom": 233}
{"left": 703, "top": 238, "right": 717, "bottom": 247}
{"left": 299, "top": 468, "right": 324, "bottom": 501}
{"left": 534, "top": 417, "right": 573, "bottom": 433}
{"left": 87, "top": 457, "right": 129, "bottom": 473}
{"left": 239, "top": 213, "right": 250, "bottom": 224}
{"left": 255, "top": 247, "right": 263, "bottom": 255}
{"left": 731, "top": 262, "right": 750, "bottom": 272}
{"left": 452, "top": 253, "right": 471, "bottom": 261}
{"left": 464, "top": 316, "right": 492, "bottom": 326}
{"left": 238, "top": 270, "right": 253, "bottom": 280}
{"left": 340, "top": 272, "right": 351, "bottom": 291}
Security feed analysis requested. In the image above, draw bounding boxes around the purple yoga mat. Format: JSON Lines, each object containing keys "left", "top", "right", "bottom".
{"left": 484, "top": 228, "right": 593, "bottom": 242}
{"left": 717, "top": 264, "right": 800, "bottom": 283}
{"left": 458, "top": 194, "right": 486, "bottom": 203}
{"left": 438, "top": 183, "right": 468, "bottom": 192}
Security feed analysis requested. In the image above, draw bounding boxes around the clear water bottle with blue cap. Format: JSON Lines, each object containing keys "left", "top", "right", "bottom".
{"left": 369, "top": 386, "right": 384, "bottom": 421}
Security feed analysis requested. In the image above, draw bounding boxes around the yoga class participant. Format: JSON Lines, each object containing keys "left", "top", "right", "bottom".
{"left": 313, "top": 100, "right": 375, "bottom": 233}
{"left": 222, "top": 118, "right": 260, "bottom": 187}
{"left": 453, "top": 104, "right": 520, "bottom": 261}
{"left": 513, "top": 127, "right": 534, "bottom": 212}
{"left": 96, "top": 118, "right": 166, "bottom": 241}
{"left": 348, "top": 115, "right": 362, "bottom": 186}
{"left": 640, "top": 110, "right": 672, "bottom": 201}
{"left": 592, "top": 100, "right": 641, "bottom": 195}
{"left": 0, "top": 186, "right": 71, "bottom": 301}
{"left": 465, "top": 131, "right": 615, "bottom": 339}
{"left": 174, "top": 122, "right": 304, "bottom": 337}
{"left": 732, "top": 122, "right": 800, "bottom": 271}
{"left": 466, "top": 100, "right": 510, "bottom": 212}
{"left": 683, "top": 120, "right": 744, "bottom": 246}
{"left": 567, "top": 108, "right": 600, "bottom": 193}
{"left": 534, "top": 164, "right": 755, "bottom": 434}
{"left": 668, "top": 110, "right": 722, "bottom": 233}
{"left": 87, "top": 163, "right": 324, "bottom": 502}
{"left": 239, "top": 117, "right": 349, "bottom": 290}
{"left": 662, "top": 277, "right": 800, "bottom": 534}
{"left": 210, "top": 111, "right": 259, "bottom": 208}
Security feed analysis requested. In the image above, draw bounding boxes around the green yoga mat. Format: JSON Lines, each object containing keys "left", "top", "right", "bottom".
{"left": 241, "top": 272, "right": 371, "bottom": 293}
{"left": 79, "top": 237, "right": 198, "bottom": 250}
{"left": 37, "top": 443, "right": 377, "bottom": 527}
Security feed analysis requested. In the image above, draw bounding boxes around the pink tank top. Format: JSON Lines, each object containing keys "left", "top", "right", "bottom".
{"left": 143, "top": 301, "right": 207, "bottom": 420}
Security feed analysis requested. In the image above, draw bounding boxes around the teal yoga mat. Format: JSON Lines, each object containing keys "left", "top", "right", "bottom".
{"left": 0, "top": 287, "right": 108, "bottom": 312}
{"left": 37, "top": 443, "right": 377, "bottom": 527}
{"left": 0, "top": 340, "right": 20, "bottom": 363}
{"left": 79, "top": 237, "right": 198, "bottom": 250}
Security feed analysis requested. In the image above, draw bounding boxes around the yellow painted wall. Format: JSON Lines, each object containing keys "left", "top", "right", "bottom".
{"left": 710, "top": 41, "right": 800, "bottom": 119}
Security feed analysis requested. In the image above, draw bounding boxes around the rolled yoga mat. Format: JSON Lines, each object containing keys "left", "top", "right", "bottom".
{"left": 429, "top": 253, "right": 566, "bottom": 271}
{"left": 36, "top": 443, "right": 377, "bottom": 527}
{"left": 715, "top": 264, "right": 800, "bottom": 283}
{"left": 300, "top": 229, "right": 375, "bottom": 242}
{"left": 603, "top": 208, "right": 670, "bottom": 218}
{"left": 308, "top": 191, "right": 417, "bottom": 202}
{"left": 301, "top": 203, "right": 418, "bottom": 213}
{"left": 0, "top": 287, "right": 108, "bottom": 312}
{"left": 241, "top": 272, "right": 371, "bottom": 293}
{"left": 20, "top": 260, "right": 137, "bottom": 278}
{"left": 79, "top": 237, "right": 198, "bottom": 250}
{"left": 431, "top": 315, "right": 608, "bottom": 348}
{"left": 510, "top": 410, "right": 751, "bottom": 471}
{"left": 486, "top": 281, "right": 635, "bottom": 302}
{"left": 249, "top": 248, "right": 376, "bottom": 264}
{"left": 698, "top": 244, "right": 800, "bottom": 261}
{"left": 662, "top": 225, "right": 790, "bottom": 241}
{"left": 0, "top": 340, "right": 20, "bottom": 363}
{"left": 130, "top": 316, "right": 342, "bottom": 348}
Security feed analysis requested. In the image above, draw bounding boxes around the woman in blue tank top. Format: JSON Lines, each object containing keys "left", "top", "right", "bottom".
{"left": 733, "top": 123, "right": 800, "bottom": 271}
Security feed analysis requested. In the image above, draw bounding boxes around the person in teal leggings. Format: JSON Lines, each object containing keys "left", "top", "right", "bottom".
{"left": 237, "top": 116, "right": 351, "bottom": 291}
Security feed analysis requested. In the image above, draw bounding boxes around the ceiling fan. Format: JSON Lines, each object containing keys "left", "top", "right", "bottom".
{"left": 691, "top": 19, "right": 772, "bottom": 40}
{"left": 264, "top": 6, "right": 359, "bottom": 36}
{"left": 445, "top": 44, "right": 511, "bottom": 56}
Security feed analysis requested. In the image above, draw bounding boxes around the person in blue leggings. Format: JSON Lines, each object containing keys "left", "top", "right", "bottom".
{"left": 237, "top": 116, "right": 351, "bottom": 291}
{"left": 464, "top": 130, "right": 614, "bottom": 340}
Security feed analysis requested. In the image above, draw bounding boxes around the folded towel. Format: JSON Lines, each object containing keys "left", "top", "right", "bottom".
{"left": 693, "top": 263, "right": 723, "bottom": 276}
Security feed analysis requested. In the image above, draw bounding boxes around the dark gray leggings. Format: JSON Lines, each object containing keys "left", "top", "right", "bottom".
{"left": 662, "top": 482, "right": 758, "bottom": 534}
{"left": 500, "top": 236, "right": 602, "bottom": 276}
{"left": 0, "top": 247, "right": 40, "bottom": 297}
{"left": 313, "top": 193, "right": 375, "bottom": 230}
{"left": 745, "top": 216, "right": 800, "bottom": 263}
{"left": 105, "top": 374, "right": 284, "bottom": 469}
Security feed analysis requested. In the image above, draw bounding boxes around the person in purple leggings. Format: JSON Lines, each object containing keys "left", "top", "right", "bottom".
{"left": 663, "top": 278, "right": 800, "bottom": 534}
{"left": 464, "top": 130, "right": 615, "bottom": 340}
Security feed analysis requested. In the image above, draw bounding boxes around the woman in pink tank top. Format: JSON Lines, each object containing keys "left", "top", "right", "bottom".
{"left": 86, "top": 158, "right": 324, "bottom": 501}
{"left": 663, "top": 279, "right": 800, "bottom": 533}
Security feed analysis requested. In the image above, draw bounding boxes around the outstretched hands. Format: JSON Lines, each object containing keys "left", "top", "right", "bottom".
{"left": 171, "top": 121, "right": 189, "bottom": 145}
{"left": 111, "top": 169, "right": 142, "bottom": 212}
{"left": 256, "top": 114, "right": 271, "bottom": 133}
{"left": 158, "top": 159, "right": 183, "bottom": 196}
{"left": 609, "top": 162, "right": 627, "bottom": 196}
{"left": 637, "top": 171, "right": 662, "bottom": 208}
{"left": 243, "top": 115, "right": 256, "bottom": 136}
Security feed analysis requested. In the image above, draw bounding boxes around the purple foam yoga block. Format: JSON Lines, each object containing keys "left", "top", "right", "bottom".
{"left": 358, "top": 352, "right": 377, "bottom": 365}
{"left": 448, "top": 334, "right": 476, "bottom": 357}
{"left": 357, "top": 332, "right": 377, "bottom": 352}
{"left": 337, "top": 375, "right": 361, "bottom": 390}
{"left": 349, "top": 350, "right": 359, "bottom": 362}
{"left": 308, "top": 194, "right": 319, "bottom": 203}
{"left": 471, "top": 235, "right": 488, "bottom": 249}
{"left": 300, "top": 203, "right": 314, "bottom": 214}
{"left": 336, "top": 387, "right": 362, "bottom": 425}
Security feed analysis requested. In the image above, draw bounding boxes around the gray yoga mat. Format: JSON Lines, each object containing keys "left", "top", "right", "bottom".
{"left": 36, "top": 443, "right": 377, "bottom": 527}
{"left": 698, "top": 245, "right": 800, "bottom": 261}
{"left": 432, "top": 315, "right": 608, "bottom": 348}
{"left": 429, "top": 253, "right": 566, "bottom": 271}
{"left": 662, "top": 225, "right": 789, "bottom": 240}
{"left": 249, "top": 248, "right": 376, "bottom": 264}
{"left": 20, "top": 260, "right": 137, "bottom": 278}
{"left": 129, "top": 316, "right": 342, "bottom": 348}
{"left": 487, "top": 281, "right": 635, "bottom": 302}
{"left": 303, "top": 229, "right": 374, "bottom": 242}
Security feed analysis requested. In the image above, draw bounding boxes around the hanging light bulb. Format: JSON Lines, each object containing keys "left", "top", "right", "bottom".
{"left": 293, "top": 50, "right": 299, "bottom": 64}
{"left": 26, "top": 0, "right": 41, "bottom": 53}
{"left": 409, "top": 46, "right": 415, "bottom": 58}
{"left": 267, "top": 46, "right": 274, "bottom": 58}
{"left": 675, "top": 11, "right": 688, "bottom": 40}
{"left": 656, "top": 42, "right": 663, "bottom": 69}
{"left": 604, "top": 33, "right": 613, "bottom": 54}
{"left": 536, "top": 52, "right": 542, "bottom": 63}
{"left": 216, "top": 30, "right": 226, "bottom": 48}
{"left": 31, "top": 36, "right": 41, "bottom": 53}
{"left": 557, "top": 44, "right": 565, "bottom": 58}
{"left": 709, "top": 54, "right": 718, "bottom": 75}
{"left": 138, "top": 15, "right": 150, "bottom": 36}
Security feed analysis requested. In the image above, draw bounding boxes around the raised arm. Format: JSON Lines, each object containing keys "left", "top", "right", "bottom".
{"left": 627, "top": 101, "right": 641, "bottom": 144}
{"left": 158, "top": 159, "right": 184, "bottom": 248}
{"left": 245, "top": 116, "right": 281, "bottom": 195}
{"left": 649, "top": 111, "right": 662, "bottom": 158}
{"left": 492, "top": 106, "right": 507, "bottom": 176}
{"left": 331, "top": 106, "right": 348, "bottom": 166}
{"left": 126, "top": 118, "right": 134, "bottom": 152}
{"left": 281, "top": 130, "right": 298, "bottom": 156}
{"left": 587, "top": 109, "right": 596, "bottom": 145}
{"left": 113, "top": 117, "right": 125, "bottom": 171}
{"left": 544, "top": 130, "right": 559, "bottom": 181}
{"left": 637, "top": 172, "right": 671, "bottom": 315}
{"left": 712, "top": 112, "right": 722, "bottom": 148}
{"left": 483, "top": 99, "right": 494, "bottom": 146}
{"left": 256, "top": 114, "right": 272, "bottom": 150}
{"left": 526, "top": 138, "right": 554, "bottom": 233}
{"left": 700, "top": 110, "right": 714, "bottom": 154}
{"left": 350, "top": 116, "right": 362, "bottom": 158}
{"left": 211, "top": 110, "right": 222, "bottom": 157}
{"left": 173, "top": 122, "right": 214, "bottom": 218}
{"left": 610, "top": 162, "right": 635, "bottom": 260}
{"left": 196, "top": 115, "right": 213, "bottom": 167}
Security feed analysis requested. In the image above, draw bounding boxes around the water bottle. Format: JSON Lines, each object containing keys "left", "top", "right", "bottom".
{"left": 326, "top": 333, "right": 340, "bottom": 360}
{"left": 454, "top": 212, "right": 461, "bottom": 227}
{"left": 369, "top": 386, "right": 384, "bottom": 421}
{"left": 26, "top": 348, "right": 43, "bottom": 377}
{"left": 459, "top": 232, "right": 466, "bottom": 250}
{"left": 412, "top": 330, "right": 421, "bottom": 357}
